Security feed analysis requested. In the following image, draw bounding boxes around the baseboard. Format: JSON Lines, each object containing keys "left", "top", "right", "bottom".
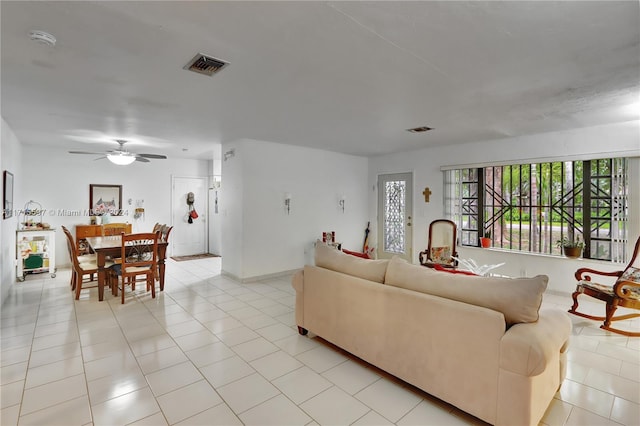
{"left": 546, "top": 289, "right": 572, "bottom": 298}
{"left": 221, "top": 268, "right": 300, "bottom": 283}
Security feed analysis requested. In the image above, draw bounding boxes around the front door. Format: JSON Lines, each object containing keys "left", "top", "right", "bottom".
{"left": 172, "top": 176, "right": 207, "bottom": 256}
{"left": 377, "top": 172, "right": 413, "bottom": 261}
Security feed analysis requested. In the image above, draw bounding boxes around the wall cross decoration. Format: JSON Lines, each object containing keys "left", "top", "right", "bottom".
{"left": 423, "top": 187, "right": 432, "bottom": 203}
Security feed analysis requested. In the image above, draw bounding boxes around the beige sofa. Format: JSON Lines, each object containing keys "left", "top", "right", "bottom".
{"left": 292, "top": 242, "right": 571, "bottom": 426}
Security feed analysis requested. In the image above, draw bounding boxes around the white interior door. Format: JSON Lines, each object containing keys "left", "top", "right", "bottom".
{"left": 377, "top": 172, "right": 413, "bottom": 261}
{"left": 172, "top": 176, "right": 207, "bottom": 256}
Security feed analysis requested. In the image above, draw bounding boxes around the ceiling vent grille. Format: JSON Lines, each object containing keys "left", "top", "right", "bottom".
{"left": 184, "top": 53, "right": 229, "bottom": 76}
{"left": 406, "top": 126, "right": 433, "bottom": 133}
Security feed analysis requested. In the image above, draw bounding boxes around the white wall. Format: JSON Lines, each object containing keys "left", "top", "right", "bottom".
{"left": 369, "top": 121, "right": 640, "bottom": 294}
{"left": 221, "top": 139, "right": 369, "bottom": 280}
{"left": 1, "top": 118, "right": 23, "bottom": 305}
{"left": 209, "top": 147, "right": 222, "bottom": 255}
{"left": 19, "top": 146, "right": 210, "bottom": 266}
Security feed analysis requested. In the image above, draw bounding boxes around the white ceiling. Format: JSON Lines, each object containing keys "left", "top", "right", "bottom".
{"left": 1, "top": 1, "right": 639, "bottom": 161}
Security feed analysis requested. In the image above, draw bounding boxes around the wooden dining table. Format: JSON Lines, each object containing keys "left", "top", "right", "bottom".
{"left": 85, "top": 235, "right": 168, "bottom": 301}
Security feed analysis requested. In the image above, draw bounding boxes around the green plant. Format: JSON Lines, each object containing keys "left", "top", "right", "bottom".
{"left": 483, "top": 229, "right": 491, "bottom": 239}
{"left": 556, "top": 237, "right": 584, "bottom": 249}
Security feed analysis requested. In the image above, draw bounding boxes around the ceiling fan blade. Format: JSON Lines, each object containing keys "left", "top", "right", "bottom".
{"left": 93, "top": 156, "right": 107, "bottom": 161}
{"left": 135, "top": 156, "right": 151, "bottom": 163}
{"left": 137, "top": 153, "right": 167, "bottom": 159}
{"left": 69, "top": 150, "right": 104, "bottom": 155}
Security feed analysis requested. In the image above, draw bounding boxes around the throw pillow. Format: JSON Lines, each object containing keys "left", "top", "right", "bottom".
{"left": 430, "top": 246, "right": 452, "bottom": 265}
{"left": 315, "top": 240, "right": 388, "bottom": 283}
{"left": 384, "top": 257, "right": 547, "bottom": 325}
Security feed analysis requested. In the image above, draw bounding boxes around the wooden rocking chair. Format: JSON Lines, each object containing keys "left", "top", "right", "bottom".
{"left": 569, "top": 236, "right": 640, "bottom": 336}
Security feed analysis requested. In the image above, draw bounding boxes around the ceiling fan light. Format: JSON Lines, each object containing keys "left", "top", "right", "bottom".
{"left": 107, "top": 152, "right": 136, "bottom": 165}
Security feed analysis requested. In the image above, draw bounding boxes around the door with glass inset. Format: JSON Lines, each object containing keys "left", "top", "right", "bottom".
{"left": 377, "top": 172, "right": 413, "bottom": 261}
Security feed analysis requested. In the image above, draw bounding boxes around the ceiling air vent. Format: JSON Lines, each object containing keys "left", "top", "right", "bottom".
{"left": 407, "top": 126, "right": 433, "bottom": 133}
{"left": 183, "top": 53, "right": 229, "bottom": 76}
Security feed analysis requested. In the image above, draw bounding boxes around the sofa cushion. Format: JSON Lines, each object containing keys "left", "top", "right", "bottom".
{"left": 315, "top": 240, "right": 388, "bottom": 283}
{"left": 384, "top": 257, "right": 547, "bottom": 325}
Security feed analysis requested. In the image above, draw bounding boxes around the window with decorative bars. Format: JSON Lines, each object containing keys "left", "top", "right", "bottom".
{"left": 444, "top": 158, "right": 628, "bottom": 262}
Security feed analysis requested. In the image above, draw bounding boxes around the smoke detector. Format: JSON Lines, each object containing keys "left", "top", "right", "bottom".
{"left": 29, "top": 30, "right": 56, "bottom": 47}
{"left": 184, "top": 53, "right": 229, "bottom": 76}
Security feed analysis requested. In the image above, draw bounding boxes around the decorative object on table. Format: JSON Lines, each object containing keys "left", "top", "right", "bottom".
{"left": 18, "top": 200, "right": 44, "bottom": 230}
{"left": 90, "top": 184, "right": 122, "bottom": 216}
{"left": 69, "top": 139, "right": 167, "bottom": 165}
{"left": 480, "top": 229, "right": 492, "bottom": 248}
{"left": 556, "top": 237, "right": 584, "bottom": 258}
{"left": 3, "top": 170, "right": 14, "bottom": 219}
{"left": 569, "top": 236, "right": 640, "bottom": 336}
{"left": 452, "top": 257, "right": 505, "bottom": 276}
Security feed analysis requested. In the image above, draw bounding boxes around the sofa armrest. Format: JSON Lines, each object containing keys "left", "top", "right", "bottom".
{"left": 292, "top": 269, "right": 304, "bottom": 292}
{"left": 292, "top": 269, "right": 304, "bottom": 328}
{"left": 500, "top": 309, "right": 571, "bottom": 376}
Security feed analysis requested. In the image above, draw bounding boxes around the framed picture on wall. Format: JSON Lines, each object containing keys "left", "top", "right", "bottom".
{"left": 3, "top": 171, "right": 13, "bottom": 219}
{"left": 90, "top": 184, "right": 122, "bottom": 216}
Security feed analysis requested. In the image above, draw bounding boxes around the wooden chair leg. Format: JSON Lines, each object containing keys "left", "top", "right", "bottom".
{"left": 603, "top": 300, "right": 619, "bottom": 329}
{"left": 150, "top": 275, "right": 155, "bottom": 298}
{"left": 74, "top": 274, "right": 82, "bottom": 300}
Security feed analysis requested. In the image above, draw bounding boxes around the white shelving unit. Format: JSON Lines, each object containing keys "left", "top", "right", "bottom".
{"left": 15, "top": 200, "right": 56, "bottom": 281}
{"left": 16, "top": 229, "right": 56, "bottom": 281}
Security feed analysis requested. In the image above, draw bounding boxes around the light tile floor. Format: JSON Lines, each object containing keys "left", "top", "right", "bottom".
{"left": 1, "top": 257, "right": 639, "bottom": 425}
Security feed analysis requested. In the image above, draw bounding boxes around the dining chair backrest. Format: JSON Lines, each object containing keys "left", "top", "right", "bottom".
{"left": 159, "top": 225, "right": 173, "bottom": 243}
{"left": 121, "top": 232, "right": 159, "bottom": 270}
{"left": 62, "top": 225, "right": 79, "bottom": 256}
{"left": 61, "top": 226, "right": 76, "bottom": 265}
{"left": 152, "top": 223, "right": 162, "bottom": 234}
{"left": 103, "top": 223, "right": 129, "bottom": 236}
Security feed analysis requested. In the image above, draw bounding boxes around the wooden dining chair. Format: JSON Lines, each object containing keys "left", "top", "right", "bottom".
{"left": 62, "top": 226, "right": 113, "bottom": 299}
{"left": 569, "top": 236, "right": 640, "bottom": 336}
{"left": 111, "top": 232, "right": 159, "bottom": 304}
{"left": 61, "top": 226, "right": 98, "bottom": 291}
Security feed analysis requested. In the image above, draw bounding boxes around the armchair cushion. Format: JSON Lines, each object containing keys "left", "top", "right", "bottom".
{"left": 616, "top": 267, "right": 640, "bottom": 299}
{"left": 618, "top": 266, "right": 640, "bottom": 285}
{"left": 430, "top": 246, "right": 452, "bottom": 265}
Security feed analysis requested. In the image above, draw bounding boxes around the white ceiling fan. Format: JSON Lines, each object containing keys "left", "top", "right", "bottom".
{"left": 69, "top": 139, "right": 167, "bottom": 165}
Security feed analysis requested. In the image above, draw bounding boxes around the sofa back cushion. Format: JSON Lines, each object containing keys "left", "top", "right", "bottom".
{"left": 384, "top": 257, "right": 547, "bottom": 325}
{"left": 315, "top": 240, "right": 388, "bottom": 283}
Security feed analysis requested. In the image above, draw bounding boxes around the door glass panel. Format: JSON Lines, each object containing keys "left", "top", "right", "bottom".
{"left": 384, "top": 180, "right": 406, "bottom": 253}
